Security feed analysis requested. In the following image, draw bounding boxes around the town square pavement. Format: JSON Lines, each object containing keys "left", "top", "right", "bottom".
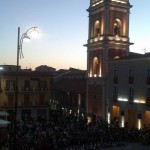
{"left": 105, "top": 142, "right": 150, "bottom": 150}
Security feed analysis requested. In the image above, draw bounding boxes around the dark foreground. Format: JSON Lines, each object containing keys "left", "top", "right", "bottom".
{"left": 1, "top": 117, "right": 150, "bottom": 149}
{"left": 106, "top": 142, "right": 150, "bottom": 150}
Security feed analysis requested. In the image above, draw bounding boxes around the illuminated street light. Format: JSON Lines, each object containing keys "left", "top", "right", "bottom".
{"left": 13, "top": 26, "right": 39, "bottom": 150}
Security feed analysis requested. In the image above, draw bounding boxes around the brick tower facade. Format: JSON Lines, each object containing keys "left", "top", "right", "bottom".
{"left": 85, "top": 0, "right": 132, "bottom": 122}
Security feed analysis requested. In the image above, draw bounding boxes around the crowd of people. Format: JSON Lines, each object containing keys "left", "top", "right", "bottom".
{"left": 0, "top": 116, "right": 150, "bottom": 150}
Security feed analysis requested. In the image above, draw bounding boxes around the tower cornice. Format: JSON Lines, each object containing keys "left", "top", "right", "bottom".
{"left": 88, "top": 0, "right": 132, "bottom": 14}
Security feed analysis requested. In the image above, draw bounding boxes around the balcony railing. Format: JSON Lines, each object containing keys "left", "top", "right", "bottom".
{"left": 5, "top": 87, "right": 16, "bottom": 92}
{"left": 3, "top": 102, "right": 14, "bottom": 107}
{"left": 35, "top": 101, "right": 48, "bottom": 106}
{"left": 5, "top": 86, "right": 48, "bottom": 92}
{"left": 21, "top": 101, "right": 32, "bottom": 106}
{"left": 3, "top": 101, "right": 48, "bottom": 107}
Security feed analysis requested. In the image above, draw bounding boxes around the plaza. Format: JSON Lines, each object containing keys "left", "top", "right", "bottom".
{"left": 106, "top": 142, "right": 150, "bottom": 150}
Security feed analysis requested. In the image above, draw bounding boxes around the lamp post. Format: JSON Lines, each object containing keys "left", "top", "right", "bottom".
{"left": 0, "top": 67, "right": 3, "bottom": 99}
{"left": 13, "top": 26, "right": 39, "bottom": 150}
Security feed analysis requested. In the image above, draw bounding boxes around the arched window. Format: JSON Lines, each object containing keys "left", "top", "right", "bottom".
{"left": 93, "top": 57, "right": 99, "bottom": 76}
{"left": 94, "top": 20, "right": 100, "bottom": 37}
{"left": 114, "top": 19, "right": 122, "bottom": 36}
{"left": 113, "top": 56, "right": 120, "bottom": 60}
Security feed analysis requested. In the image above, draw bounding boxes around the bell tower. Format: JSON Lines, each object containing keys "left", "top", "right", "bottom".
{"left": 86, "top": 0, "right": 132, "bottom": 122}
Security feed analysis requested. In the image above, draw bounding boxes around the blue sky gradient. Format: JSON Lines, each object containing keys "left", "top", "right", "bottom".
{"left": 0, "top": 0, "right": 150, "bottom": 70}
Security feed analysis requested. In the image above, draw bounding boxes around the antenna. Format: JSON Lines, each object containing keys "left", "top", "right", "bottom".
{"left": 141, "top": 48, "right": 146, "bottom": 54}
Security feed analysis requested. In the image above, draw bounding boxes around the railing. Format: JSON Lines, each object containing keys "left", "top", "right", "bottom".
{"left": 5, "top": 86, "right": 49, "bottom": 92}
{"left": 3, "top": 102, "right": 14, "bottom": 107}
{"left": 3, "top": 101, "right": 48, "bottom": 107}
{"left": 91, "top": 0, "right": 103, "bottom": 7}
{"left": 5, "top": 87, "right": 16, "bottom": 92}
{"left": 88, "top": 35, "right": 128, "bottom": 44}
{"left": 35, "top": 101, "right": 48, "bottom": 106}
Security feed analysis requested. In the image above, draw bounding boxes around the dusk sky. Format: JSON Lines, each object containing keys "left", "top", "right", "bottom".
{"left": 0, "top": 0, "right": 150, "bottom": 70}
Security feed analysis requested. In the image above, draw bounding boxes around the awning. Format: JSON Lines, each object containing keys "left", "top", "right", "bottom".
{"left": 0, "top": 119, "right": 10, "bottom": 127}
{"left": 0, "top": 111, "right": 9, "bottom": 116}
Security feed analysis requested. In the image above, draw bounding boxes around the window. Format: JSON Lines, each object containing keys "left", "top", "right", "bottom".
{"left": 129, "top": 87, "right": 133, "bottom": 101}
{"left": 81, "top": 97, "right": 85, "bottom": 108}
{"left": 147, "top": 88, "right": 150, "bottom": 103}
{"left": 37, "top": 109, "right": 46, "bottom": 121}
{"left": 129, "top": 69, "right": 133, "bottom": 77}
{"left": 6, "top": 80, "right": 15, "bottom": 91}
{"left": 96, "top": 27, "right": 100, "bottom": 37}
{"left": 113, "top": 86, "right": 118, "bottom": 101}
{"left": 147, "top": 69, "right": 150, "bottom": 85}
{"left": 21, "top": 110, "right": 31, "bottom": 121}
{"left": 128, "top": 69, "right": 134, "bottom": 84}
{"left": 113, "top": 56, "right": 120, "bottom": 60}
{"left": 113, "top": 70, "right": 118, "bottom": 84}
{"left": 24, "top": 94, "right": 30, "bottom": 105}
{"left": 93, "top": 57, "right": 99, "bottom": 77}
{"left": 113, "top": 19, "right": 122, "bottom": 36}
{"left": 39, "top": 94, "right": 45, "bottom": 105}
{"left": 24, "top": 80, "right": 30, "bottom": 91}
{"left": 38, "top": 80, "right": 47, "bottom": 90}
{"left": 7, "top": 94, "right": 14, "bottom": 106}
{"left": 94, "top": 20, "right": 100, "bottom": 37}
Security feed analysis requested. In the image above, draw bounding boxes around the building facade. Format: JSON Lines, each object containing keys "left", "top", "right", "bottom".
{"left": 51, "top": 68, "right": 87, "bottom": 121}
{"left": 0, "top": 65, "right": 53, "bottom": 121}
{"left": 109, "top": 54, "right": 150, "bottom": 128}
{"left": 0, "top": 65, "right": 87, "bottom": 122}
{"left": 86, "top": 0, "right": 150, "bottom": 128}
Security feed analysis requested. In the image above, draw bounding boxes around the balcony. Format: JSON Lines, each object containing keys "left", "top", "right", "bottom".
{"left": 38, "top": 87, "right": 48, "bottom": 91}
{"left": 21, "top": 101, "right": 32, "bottom": 106}
{"left": 88, "top": 35, "right": 128, "bottom": 44}
{"left": 35, "top": 101, "right": 48, "bottom": 106}
{"left": 3, "top": 102, "right": 14, "bottom": 107}
{"left": 19, "top": 87, "right": 48, "bottom": 92}
{"left": 5, "top": 87, "right": 16, "bottom": 92}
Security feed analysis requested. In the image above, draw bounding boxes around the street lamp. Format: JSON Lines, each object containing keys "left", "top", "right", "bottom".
{"left": 13, "top": 27, "right": 39, "bottom": 150}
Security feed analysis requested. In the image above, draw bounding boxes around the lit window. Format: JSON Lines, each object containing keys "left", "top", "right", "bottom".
{"left": 94, "top": 20, "right": 100, "bottom": 37}
{"left": 93, "top": 57, "right": 99, "bottom": 76}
